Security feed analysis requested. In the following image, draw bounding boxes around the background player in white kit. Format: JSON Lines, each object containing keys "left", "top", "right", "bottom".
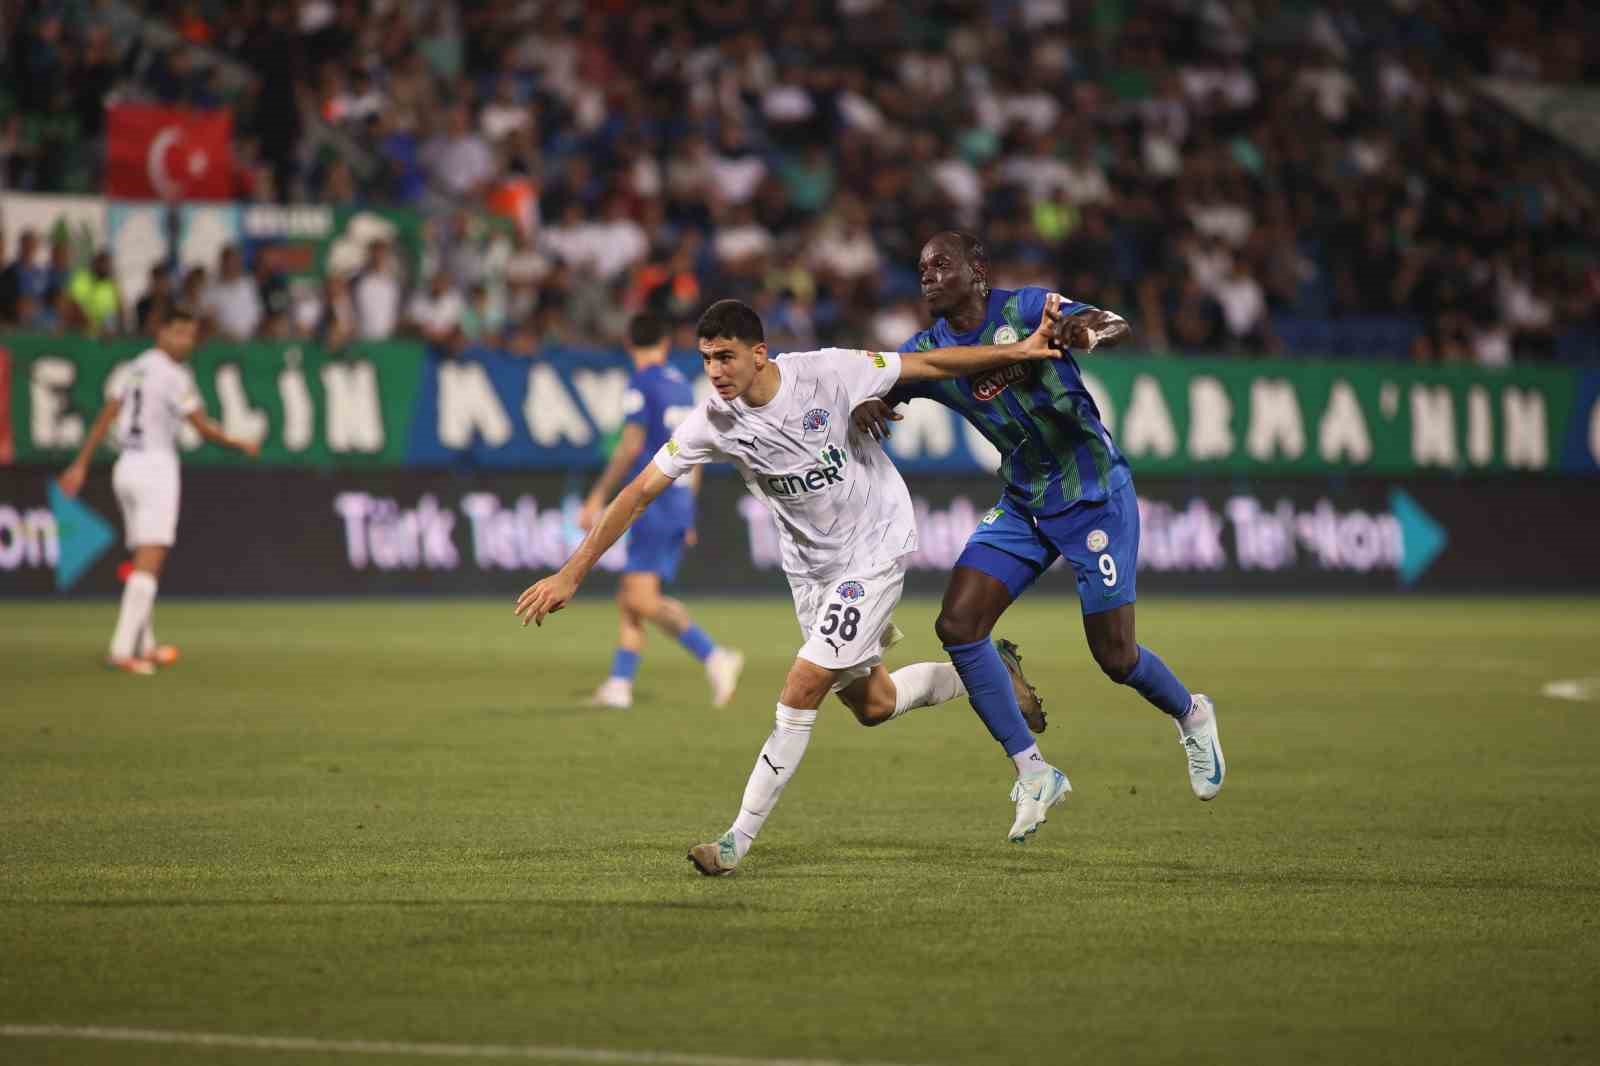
{"left": 517, "top": 298, "right": 1066, "bottom": 875}
{"left": 59, "top": 309, "right": 260, "bottom": 674}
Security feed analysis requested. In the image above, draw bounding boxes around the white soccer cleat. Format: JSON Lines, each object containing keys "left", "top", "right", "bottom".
{"left": 588, "top": 678, "right": 633, "bottom": 709}
{"left": 1177, "top": 694, "right": 1224, "bottom": 800}
{"left": 706, "top": 648, "right": 745, "bottom": 708}
{"left": 1007, "top": 765, "right": 1071, "bottom": 843}
{"left": 687, "top": 831, "right": 740, "bottom": 877}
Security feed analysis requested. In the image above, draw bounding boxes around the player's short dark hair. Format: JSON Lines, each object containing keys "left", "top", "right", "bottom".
{"left": 695, "top": 299, "right": 764, "bottom": 344}
{"left": 628, "top": 312, "right": 668, "bottom": 348}
{"left": 945, "top": 230, "right": 989, "bottom": 275}
{"left": 161, "top": 305, "right": 198, "bottom": 326}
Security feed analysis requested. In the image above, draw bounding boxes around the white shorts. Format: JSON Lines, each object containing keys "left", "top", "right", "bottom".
{"left": 112, "top": 450, "right": 181, "bottom": 549}
{"left": 791, "top": 558, "right": 907, "bottom": 691}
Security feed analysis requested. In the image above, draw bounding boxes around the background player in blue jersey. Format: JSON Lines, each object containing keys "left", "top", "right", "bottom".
{"left": 855, "top": 231, "right": 1225, "bottom": 806}
{"left": 579, "top": 313, "right": 744, "bottom": 710}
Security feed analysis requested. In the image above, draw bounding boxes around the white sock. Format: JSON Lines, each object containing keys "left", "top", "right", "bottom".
{"left": 729, "top": 703, "right": 817, "bottom": 858}
{"left": 109, "top": 573, "right": 157, "bottom": 660}
{"left": 888, "top": 661, "right": 967, "bottom": 720}
{"left": 137, "top": 617, "right": 157, "bottom": 658}
{"left": 1176, "top": 695, "right": 1210, "bottom": 736}
{"left": 1012, "top": 742, "right": 1049, "bottom": 777}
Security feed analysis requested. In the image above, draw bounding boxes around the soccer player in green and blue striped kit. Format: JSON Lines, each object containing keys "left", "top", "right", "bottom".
{"left": 856, "top": 232, "right": 1225, "bottom": 836}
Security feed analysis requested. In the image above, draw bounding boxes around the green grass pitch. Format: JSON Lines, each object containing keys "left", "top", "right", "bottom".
{"left": 2, "top": 596, "right": 1598, "bottom": 1066}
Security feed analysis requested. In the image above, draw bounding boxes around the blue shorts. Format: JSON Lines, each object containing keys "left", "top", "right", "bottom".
{"left": 958, "top": 479, "right": 1140, "bottom": 615}
{"left": 624, "top": 511, "right": 689, "bottom": 581}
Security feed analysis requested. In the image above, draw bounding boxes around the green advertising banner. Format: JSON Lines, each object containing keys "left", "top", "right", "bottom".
{"left": 3, "top": 335, "right": 1597, "bottom": 477}
{"left": 1069, "top": 356, "right": 1580, "bottom": 476}
{"left": 3, "top": 334, "right": 424, "bottom": 468}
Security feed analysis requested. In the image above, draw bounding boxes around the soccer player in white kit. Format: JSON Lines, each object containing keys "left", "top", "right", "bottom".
{"left": 59, "top": 309, "right": 260, "bottom": 674}
{"left": 516, "top": 298, "right": 1067, "bottom": 875}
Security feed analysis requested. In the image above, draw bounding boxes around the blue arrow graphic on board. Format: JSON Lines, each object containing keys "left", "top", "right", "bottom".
{"left": 1388, "top": 488, "right": 1447, "bottom": 587}
{"left": 49, "top": 480, "right": 116, "bottom": 592}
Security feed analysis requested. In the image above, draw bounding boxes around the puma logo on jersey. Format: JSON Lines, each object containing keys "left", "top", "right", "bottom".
{"left": 971, "top": 363, "right": 1030, "bottom": 402}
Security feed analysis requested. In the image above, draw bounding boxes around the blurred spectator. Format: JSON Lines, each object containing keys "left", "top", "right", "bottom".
{"left": 134, "top": 265, "right": 175, "bottom": 336}
{"left": 203, "top": 246, "right": 263, "bottom": 342}
{"left": 179, "top": 267, "right": 208, "bottom": 316}
{"left": 713, "top": 205, "right": 774, "bottom": 278}
{"left": 1167, "top": 275, "right": 1225, "bottom": 352}
{"left": 460, "top": 283, "right": 497, "bottom": 340}
{"left": 408, "top": 271, "right": 465, "bottom": 346}
{"left": 480, "top": 76, "right": 532, "bottom": 143}
{"left": 708, "top": 127, "right": 767, "bottom": 208}
{"left": 421, "top": 105, "right": 496, "bottom": 201}
{"left": 353, "top": 240, "right": 402, "bottom": 341}
{"left": 316, "top": 273, "right": 358, "bottom": 349}
{"left": 0, "top": 231, "right": 48, "bottom": 325}
{"left": 432, "top": 211, "right": 486, "bottom": 290}
{"left": 1212, "top": 259, "right": 1277, "bottom": 354}
{"left": 871, "top": 298, "right": 923, "bottom": 351}
{"left": 43, "top": 238, "right": 74, "bottom": 317}
{"left": 627, "top": 241, "right": 702, "bottom": 323}
{"left": 593, "top": 199, "right": 649, "bottom": 283}
{"left": 66, "top": 251, "right": 121, "bottom": 336}
{"left": 502, "top": 228, "right": 552, "bottom": 324}
{"left": 809, "top": 199, "right": 881, "bottom": 298}
{"left": 257, "top": 255, "right": 292, "bottom": 338}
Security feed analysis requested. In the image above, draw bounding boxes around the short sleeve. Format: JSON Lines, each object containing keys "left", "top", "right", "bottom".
{"left": 817, "top": 347, "right": 902, "bottom": 408}
{"left": 889, "top": 333, "right": 935, "bottom": 402}
{"left": 1018, "top": 286, "right": 1094, "bottom": 330}
{"left": 171, "top": 366, "right": 202, "bottom": 418}
{"left": 651, "top": 404, "right": 717, "bottom": 479}
{"left": 621, "top": 385, "right": 649, "bottom": 428}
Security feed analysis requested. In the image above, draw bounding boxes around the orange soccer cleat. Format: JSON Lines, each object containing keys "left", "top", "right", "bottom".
{"left": 105, "top": 656, "right": 156, "bottom": 676}
{"left": 149, "top": 645, "right": 181, "bottom": 668}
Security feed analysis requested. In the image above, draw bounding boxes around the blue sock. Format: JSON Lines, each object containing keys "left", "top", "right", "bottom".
{"left": 609, "top": 648, "right": 641, "bottom": 683}
{"left": 1124, "top": 645, "right": 1192, "bottom": 718}
{"left": 677, "top": 625, "right": 716, "bottom": 663}
{"left": 944, "top": 638, "right": 1034, "bottom": 757}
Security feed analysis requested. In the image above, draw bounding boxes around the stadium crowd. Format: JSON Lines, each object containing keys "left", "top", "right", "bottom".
{"left": 1, "top": 0, "right": 1597, "bottom": 363}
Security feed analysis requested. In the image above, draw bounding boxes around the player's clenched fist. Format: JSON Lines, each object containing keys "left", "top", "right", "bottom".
{"left": 516, "top": 572, "right": 579, "bottom": 626}
{"left": 1049, "top": 305, "right": 1126, "bottom": 353}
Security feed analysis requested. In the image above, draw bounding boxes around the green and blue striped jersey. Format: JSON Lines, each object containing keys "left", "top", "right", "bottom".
{"left": 894, "top": 286, "right": 1131, "bottom": 514}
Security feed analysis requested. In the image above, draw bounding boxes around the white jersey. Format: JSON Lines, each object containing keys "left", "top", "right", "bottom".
{"left": 114, "top": 348, "right": 202, "bottom": 454}
{"left": 653, "top": 347, "right": 916, "bottom": 580}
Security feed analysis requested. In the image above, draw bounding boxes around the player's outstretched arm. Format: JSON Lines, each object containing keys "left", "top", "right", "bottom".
{"left": 579, "top": 422, "right": 646, "bottom": 531}
{"left": 897, "top": 294, "right": 1064, "bottom": 383}
{"left": 186, "top": 411, "right": 262, "bottom": 458}
{"left": 516, "top": 462, "right": 677, "bottom": 627}
{"left": 58, "top": 398, "right": 123, "bottom": 497}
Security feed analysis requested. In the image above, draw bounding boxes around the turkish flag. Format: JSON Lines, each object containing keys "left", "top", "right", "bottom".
{"left": 105, "top": 105, "right": 234, "bottom": 201}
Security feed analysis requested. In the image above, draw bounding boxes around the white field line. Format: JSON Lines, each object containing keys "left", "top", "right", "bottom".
{"left": 0, "top": 1024, "right": 921, "bottom": 1066}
